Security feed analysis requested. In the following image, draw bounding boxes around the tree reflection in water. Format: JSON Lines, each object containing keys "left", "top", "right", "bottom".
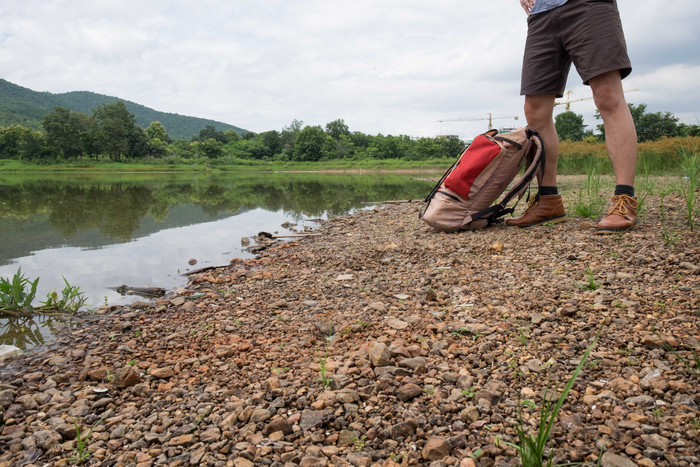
{"left": 0, "top": 313, "right": 74, "bottom": 350}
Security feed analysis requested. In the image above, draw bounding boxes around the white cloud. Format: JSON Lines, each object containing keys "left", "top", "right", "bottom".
{"left": 1, "top": 0, "right": 699, "bottom": 140}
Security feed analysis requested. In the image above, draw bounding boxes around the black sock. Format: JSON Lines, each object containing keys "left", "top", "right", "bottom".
{"left": 614, "top": 185, "right": 635, "bottom": 197}
{"left": 538, "top": 186, "right": 559, "bottom": 196}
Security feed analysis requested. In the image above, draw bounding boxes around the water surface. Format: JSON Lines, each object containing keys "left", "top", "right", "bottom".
{"left": 0, "top": 171, "right": 435, "bottom": 349}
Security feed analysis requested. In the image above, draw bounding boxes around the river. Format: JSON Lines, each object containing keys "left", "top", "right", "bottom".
{"left": 0, "top": 170, "right": 436, "bottom": 350}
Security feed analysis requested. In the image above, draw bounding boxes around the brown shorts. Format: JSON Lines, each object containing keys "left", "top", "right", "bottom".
{"left": 521, "top": 0, "right": 632, "bottom": 97}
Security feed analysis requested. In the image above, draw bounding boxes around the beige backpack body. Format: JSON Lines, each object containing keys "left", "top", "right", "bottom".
{"left": 420, "top": 127, "right": 545, "bottom": 232}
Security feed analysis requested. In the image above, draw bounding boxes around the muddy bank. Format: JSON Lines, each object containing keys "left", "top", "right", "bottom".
{"left": 0, "top": 191, "right": 698, "bottom": 467}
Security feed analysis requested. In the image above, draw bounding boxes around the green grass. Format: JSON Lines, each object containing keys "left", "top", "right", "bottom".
{"left": 502, "top": 327, "right": 602, "bottom": 466}
{"left": 0, "top": 268, "right": 39, "bottom": 313}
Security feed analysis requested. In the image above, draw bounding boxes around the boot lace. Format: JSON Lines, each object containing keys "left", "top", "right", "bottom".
{"left": 606, "top": 194, "right": 637, "bottom": 217}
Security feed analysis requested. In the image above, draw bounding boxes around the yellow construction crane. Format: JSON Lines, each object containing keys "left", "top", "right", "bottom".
{"left": 554, "top": 88, "right": 639, "bottom": 110}
{"left": 437, "top": 113, "right": 519, "bottom": 131}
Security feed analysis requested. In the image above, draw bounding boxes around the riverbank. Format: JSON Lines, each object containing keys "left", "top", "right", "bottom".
{"left": 0, "top": 190, "right": 698, "bottom": 466}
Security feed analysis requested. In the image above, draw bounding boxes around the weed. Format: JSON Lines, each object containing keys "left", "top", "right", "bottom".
{"left": 502, "top": 326, "right": 602, "bottom": 466}
{"left": 521, "top": 400, "right": 537, "bottom": 410}
{"left": 584, "top": 268, "right": 600, "bottom": 291}
{"left": 71, "top": 416, "right": 105, "bottom": 464}
{"left": 518, "top": 326, "right": 530, "bottom": 346}
{"left": 41, "top": 277, "right": 87, "bottom": 313}
{"left": 106, "top": 370, "right": 114, "bottom": 382}
{"left": 0, "top": 268, "right": 39, "bottom": 313}
{"left": 357, "top": 320, "right": 369, "bottom": 328}
{"left": 423, "top": 386, "right": 435, "bottom": 395}
{"left": 573, "top": 165, "right": 605, "bottom": 218}
{"left": 678, "top": 149, "right": 698, "bottom": 230}
{"left": 135, "top": 330, "right": 142, "bottom": 337}
{"left": 352, "top": 434, "right": 367, "bottom": 451}
{"left": 234, "top": 318, "right": 243, "bottom": 325}
{"left": 652, "top": 329, "right": 700, "bottom": 375}
{"left": 651, "top": 408, "right": 663, "bottom": 418}
{"left": 467, "top": 448, "right": 484, "bottom": 459}
{"left": 316, "top": 343, "right": 333, "bottom": 388}
{"left": 127, "top": 359, "right": 137, "bottom": 366}
{"left": 659, "top": 193, "right": 680, "bottom": 245}
{"left": 462, "top": 387, "right": 475, "bottom": 398}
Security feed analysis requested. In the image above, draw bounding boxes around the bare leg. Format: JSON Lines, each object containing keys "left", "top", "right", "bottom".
{"left": 524, "top": 94, "right": 559, "bottom": 186}
{"left": 589, "top": 70, "right": 637, "bottom": 186}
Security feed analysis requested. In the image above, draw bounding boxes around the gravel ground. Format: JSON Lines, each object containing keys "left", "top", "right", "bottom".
{"left": 0, "top": 180, "right": 698, "bottom": 467}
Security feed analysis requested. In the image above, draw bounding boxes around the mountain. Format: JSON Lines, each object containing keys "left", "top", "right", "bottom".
{"left": 0, "top": 78, "right": 248, "bottom": 140}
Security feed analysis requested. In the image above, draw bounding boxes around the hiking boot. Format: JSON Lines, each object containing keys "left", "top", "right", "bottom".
{"left": 505, "top": 194, "right": 567, "bottom": 227}
{"left": 595, "top": 194, "right": 638, "bottom": 234}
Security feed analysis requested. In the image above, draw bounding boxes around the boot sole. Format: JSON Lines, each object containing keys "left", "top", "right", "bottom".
{"left": 595, "top": 224, "right": 636, "bottom": 235}
{"left": 509, "top": 214, "right": 567, "bottom": 228}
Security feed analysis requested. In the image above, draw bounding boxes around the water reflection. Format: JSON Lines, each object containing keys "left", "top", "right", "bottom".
{"left": 0, "top": 171, "right": 436, "bottom": 351}
{"left": 0, "top": 313, "right": 75, "bottom": 350}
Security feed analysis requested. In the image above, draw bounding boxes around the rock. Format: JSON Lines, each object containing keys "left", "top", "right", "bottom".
{"left": 263, "top": 416, "right": 293, "bottom": 436}
{"left": 16, "top": 394, "right": 38, "bottom": 410}
{"left": 300, "top": 409, "right": 331, "bottom": 432}
{"left": 390, "top": 419, "right": 418, "bottom": 439}
{"left": 199, "top": 426, "right": 221, "bottom": 442}
{"left": 386, "top": 318, "right": 409, "bottom": 330}
{"left": 149, "top": 367, "right": 174, "bottom": 379}
{"left": 369, "top": 342, "right": 392, "bottom": 367}
{"left": 0, "top": 344, "right": 22, "bottom": 361}
{"left": 396, "top": 383, "right": 423, "bottom": 401}
{"left": 188, "top": 258, "right": 197, "bottom": 265}
{"left": 87, "top": 369, "right": 108, "bottom": 381}
{"left": 347, "top": 452, "right": 372, "bottom": 467}
{"left": 422, "top": 437, "right": 451, "bottom": 461}
{"left": 314, "top": 321, "right": 335, "bottom": 337}
{"left": 601, "top": 452, "right": 637, "bottom": 467}
{"left": 249, "top": 408, "right": 272, "bottom": 423}
{"left": 0, "top": 389, "right": 14, "bottom": 409}
{"left": 33, "top": 429, "right": 62, "bottom": 449}
{"left": 169, "top": 433, "right": 195, "bottom": 446}
{"left": 113, "top": 366, "right": 141, "bottom": 388}
{"left": 641, "top": 433, "right": 671, "bottom": 451}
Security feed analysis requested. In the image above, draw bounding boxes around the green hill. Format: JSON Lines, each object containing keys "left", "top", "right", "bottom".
{"left": 0, "top": 78, "right": 248, "bottom": 140}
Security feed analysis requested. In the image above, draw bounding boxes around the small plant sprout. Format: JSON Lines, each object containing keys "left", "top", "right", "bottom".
{"left": 316, "top": 343, "right": 332, "bottom": 388}
{"left": 352, "top": 434, "right": 367, "bottom": 451}
{"left": 584, "top": 268, "right": 600, "bottom": 291}
{"left": 462, "top": 387, "right": 475, "bottom": 398}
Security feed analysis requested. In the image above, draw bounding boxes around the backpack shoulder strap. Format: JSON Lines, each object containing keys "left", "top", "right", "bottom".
{"left": 471, "top": 128, "right": 546, "bottom": 223}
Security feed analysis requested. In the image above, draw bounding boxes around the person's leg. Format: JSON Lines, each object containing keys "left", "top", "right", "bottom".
{"left": 590, "top": 70, "right": 639, "bottom": 234}
{"left": 524, "top": 94, "right": 559, "bottom": 187}
{"left": 589, "top": 70, "right": 637, "bottom": 187}
{"left": 506, "top": 93, "right": 567, "bottom": 227}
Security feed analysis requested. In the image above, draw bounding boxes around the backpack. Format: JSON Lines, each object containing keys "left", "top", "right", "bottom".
{"left": 420, "top": 127, "right": 545, "bottom": 231}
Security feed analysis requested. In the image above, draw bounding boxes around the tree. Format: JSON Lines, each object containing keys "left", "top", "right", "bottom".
{"left": 293, "top": 125, "right": 328, "bottom": 161}
{"left": 42, "top": 106, "right": 91, "bottom": 159}
{"left": 145, "top": 121, "right": 170, "bottom": 143}
{"left": 91, "top": 101, "right": 139, "bottom": 161}
{"left": 595, "top": 103, "right": 681, "bottom": 142}
{"left": 555, "top": 111, "right": 586, "bottom": 141}
{"left": 195, "top": 125, "right": 228, "bottom": 144}
{"left": 325, "top": 119, "right": 350, "bottom": 141}
{"left": 0, "top": 125, "right": 45, "bottom": 160}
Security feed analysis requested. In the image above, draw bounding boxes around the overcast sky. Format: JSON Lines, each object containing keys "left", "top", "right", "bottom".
{"left": 1, "top": 0, "right": 699, "bottom": 140}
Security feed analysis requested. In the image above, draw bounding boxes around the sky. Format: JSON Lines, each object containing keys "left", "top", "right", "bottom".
{"left": 1, "top": 0, "right": 699, "bottom": 141}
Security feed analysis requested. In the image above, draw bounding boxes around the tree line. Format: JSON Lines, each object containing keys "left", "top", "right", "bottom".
{"left": 554, "top": 104, "right": 700, "bottom": 142}
{"left": 1, "top": 100, "right": 695, "bottom": 163}
{"left": 0, "top": 101, "right": 465, "bottom": 163}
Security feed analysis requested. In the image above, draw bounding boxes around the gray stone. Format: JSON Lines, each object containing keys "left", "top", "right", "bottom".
{"left": 369, "top": 342, "right": 392, "bottom": 367}
{"left": 300, "top": 409, "right": 332, "bottom": 431}
{"left": 600, "top": 452, "right": 637, "bottom": 467}
{"left": 33, "top": 429, "right": 62, "bottom": 449}
{"left": 396, "top": 383, "right": 423, "bottom": 401}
